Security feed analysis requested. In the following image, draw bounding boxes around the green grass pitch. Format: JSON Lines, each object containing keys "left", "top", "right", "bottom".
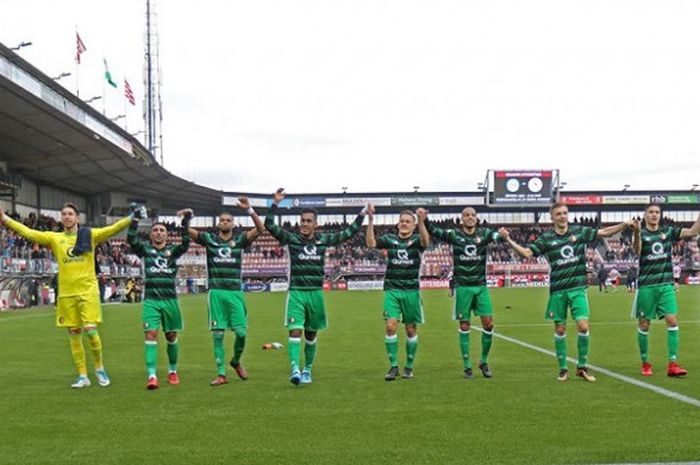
{"left": 2, "top": 287, "right": 700, "bottom": 465}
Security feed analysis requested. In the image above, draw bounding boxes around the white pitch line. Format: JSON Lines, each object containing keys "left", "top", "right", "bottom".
{"left": 496, "top": 320, "right": 700, "bottom": 328}
{"left": 473, "top": 327, "right": 700, "bottom": 409}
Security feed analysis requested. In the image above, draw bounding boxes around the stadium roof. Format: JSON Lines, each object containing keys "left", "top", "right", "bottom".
{"left": 0, "top": 43, "right": 224, "bottom": 215}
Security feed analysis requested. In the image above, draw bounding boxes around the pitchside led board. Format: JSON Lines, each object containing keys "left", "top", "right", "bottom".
{"left": 487, "top": 169, "right": 559, "bottom": 206}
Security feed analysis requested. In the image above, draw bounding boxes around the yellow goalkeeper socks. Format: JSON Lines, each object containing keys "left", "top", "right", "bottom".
{"left": 85, "top": 328, "right": 103, "bottom": 369}
{"left": 68, "top": 332, "right": 87, "bottom": 376}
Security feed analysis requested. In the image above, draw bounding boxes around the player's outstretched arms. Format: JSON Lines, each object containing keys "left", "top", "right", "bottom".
{"left": 597, "top": 220, "right": 632, "bottom": 239}
{"left": 416, "top": 208, "right": 430, "bottom": 248}
{"left": 680, "top": 212, "right": 700, "bottom": 239}
{"left": 238, "top": 197, "right": 264, "bottom": 242}
{"left": 177, "top": 208, "right": 198, "bottom": 241}
{"left": 366, "top": 205, "right": 377, "bottom": 248}
{"left": 499, "top": 228, "right": 533, "bottom": 258}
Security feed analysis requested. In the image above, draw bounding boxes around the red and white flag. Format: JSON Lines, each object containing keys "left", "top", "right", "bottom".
{"left": 124, "top": 79, "right": 135, "bottom": 105}
{"left": 75, "top": 32, "right": 87, "bottom": 64}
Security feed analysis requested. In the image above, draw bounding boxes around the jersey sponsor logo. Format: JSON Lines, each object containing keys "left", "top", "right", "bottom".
{"left": 554, "top": 244, "right": 578, "bottom": 266}
{"left": 459, "top": 244, "right": 481, "bottom": 262}
{"left": 218, "top": 247, "right": 232, "bottom": 258}
{"left": 213, "top": 246, "right": 238, "bottom": 264}
{"left": 149, "top": 256, "right": 174, "bottom": 274}
{"left": 62, "top": 246, "right": 85, "bottom": 263}
{"left": 298, "top": 244, "right": 322, "bottom": 261}
{"left": 560, "top": 245, "right": 575, "bottom": 259}
{"left": 392, "top": 249, "right": 414, "bottom": 266}
{"left": 645, "top": 241, "right": 668, "bottom": 262}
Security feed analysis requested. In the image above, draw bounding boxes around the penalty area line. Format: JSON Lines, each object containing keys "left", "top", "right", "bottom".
{"left": 473, "top": 327, "right": 700, "bottom": 409}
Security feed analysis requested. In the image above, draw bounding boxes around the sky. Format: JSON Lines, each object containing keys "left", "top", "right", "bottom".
{"left": 2, "top": 0, "right": 700, "bottom": 194}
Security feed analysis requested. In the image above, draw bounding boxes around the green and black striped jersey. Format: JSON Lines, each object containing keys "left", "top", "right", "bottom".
{"left": 376, "top": 233, "right": 425, "bottom": 291}
{"left": 638, "top": 226, "right": 682, "bottom": 288}
{"left": 195, "top": 232, "right": 249, "bottom": 291}
{"left": 127, "top": 221, "right": 190, "bottom": 301}
{"left": 427, "top": 222, "right": 499, "bottom": 287}
{"left": 265, "top": 205, "right": 364, "bottom": 290}
{"left": 528, "top": 226, "right": 598, "bottom": 294}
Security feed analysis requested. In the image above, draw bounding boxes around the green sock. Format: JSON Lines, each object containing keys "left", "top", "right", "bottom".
{"left": 577, "top": 331, "right": 590, "bottom": 368}
{"left": 667, "top": 326, "right": 679, "bottom": 361}
{"left": 166, "top": 338, "right": 179, "bottom": 372}
{"left": 232, "top": 329, "right": 246, "bottom": 366}
{"left": 459, "top": 330, "right": 471, "bottom": 369}
{"left": 212, "top": 331, "right": 226, "bottom": 376}
{"left": 637, "top": 328, "right": 649, "bottom": 363}
{"left": 405, "top": 336, "right": 418, "bottom": 369}
{"left": 303, "top": 338, "right": 317, "bottom": 371}
{"left": 385, "top": 334, "right": 398, "bottom": 367}
{"left": 288, "top": 337, "right": 302, "bottom": 372}
{"left": 145, "top": 340, "right": 158, "bottom": 377}
{"left": 481, "top": 328, "right": 494, "bottom": 364}
{"left": 554, "top": 333, "right": 567, "bottom": 370}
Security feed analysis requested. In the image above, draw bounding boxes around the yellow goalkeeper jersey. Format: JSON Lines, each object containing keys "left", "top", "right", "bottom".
{"left": 5, "top": 217, "right": 130, "bottom": 298}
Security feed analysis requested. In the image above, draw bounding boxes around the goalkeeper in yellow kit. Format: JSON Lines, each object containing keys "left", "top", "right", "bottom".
{"left": 0, "top": 203, "right": 138, "bottom": 388}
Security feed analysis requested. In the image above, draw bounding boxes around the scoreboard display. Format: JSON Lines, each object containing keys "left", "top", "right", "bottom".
{"left": 491, "top": 170, "right": 557, "bottom": 205}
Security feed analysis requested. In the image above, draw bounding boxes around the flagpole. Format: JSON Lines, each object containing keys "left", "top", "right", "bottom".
{"left": 73, "top": 24, "right": 80, "bottom": 98}
{"left": 75, "top": 26, "right": 80, "bottom": 98}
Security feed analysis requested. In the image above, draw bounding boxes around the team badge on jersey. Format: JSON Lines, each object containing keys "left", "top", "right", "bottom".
{"left": 659, "top": 233, "right": 667, "bottom": 240}
{"left": 569, "top": 236, "right": 577, "bottom": 243}
{"left": 475, "top": 237, "right": 481, "bottom": 244}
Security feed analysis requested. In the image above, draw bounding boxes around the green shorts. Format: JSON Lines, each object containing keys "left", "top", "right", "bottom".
{"left": 383, "top": 289, "right": 424, "bottom": 325}
{"left": 453, "top": 286, "right": 493, "bottom": 321}
{"left": 285, "top": 289, "right": 327, "bottom": 331}
{"left": 142, "top": 298, "right": 183, "bottom": 332}
{"left": 545, "top": 287, "right": 590, "bottom": 322}
{"left": 208, "top": 289, "right": 247, "bottom": 331}
{"left": 633, "top": 284, "right": 678, "bottom": 320}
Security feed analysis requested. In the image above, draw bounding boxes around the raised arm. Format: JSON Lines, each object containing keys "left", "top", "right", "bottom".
{"left": 264, "top": 189, "right": 293, "bottom": 245}
{"left": 0, "top": 208, "right": 51, "bottom": 246}
{"left": 416, "top": 208, "right": 430, "bottom": 249}
{"left": 237, "top": 197, "right": 265, "bottom": 243}
{"left": 680, "top": 212, "right": 700, "bottom": 239}
{"left": 172, "top": 213, "right": 192, "bottom": 258}
{"left": 177, "top": 208, "right": 199, "bottom": 241}
{"left": 126, "top": 215, "right": 147, "bottom": 256}
{"left": 498, "top": 227, "right": 534, "bottom": 258}
{"left": 597, "top": 221, "right": 631, "bottom": 239}
{"left": 366, "top": 205, "right": 377, "bottom": 248}
{"left": 324, "top": 204, "right": 370, "bottom": 246}
{"left": 423, "top": 216, "right": 451, "bottom": 242}
{"left": 93, "top": 212, "right": 136, "bottom": 244}
{"left": 628, "top": 219, "right": 642, "bottom": 255}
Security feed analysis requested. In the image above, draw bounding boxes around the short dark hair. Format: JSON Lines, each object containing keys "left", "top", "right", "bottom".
{"left": 645, "top": 203, "right": 662, "bottom": 212}
{"left": 219, "top": 211, "right": 234, "bottom": 219}
{"left": 399, "top": 210, "right": 416, "bottom": 220}
{"left": 301, "top": 208, "right": 318, "bottom": 219}
{"left": 151, "top": 222, "right": 167, "bottom": 230}
{"left": 549, "top": 202, "right": 568, "bottom": 214}
{"left": 62, "top": 202, "right": 79, "bottom": 215}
